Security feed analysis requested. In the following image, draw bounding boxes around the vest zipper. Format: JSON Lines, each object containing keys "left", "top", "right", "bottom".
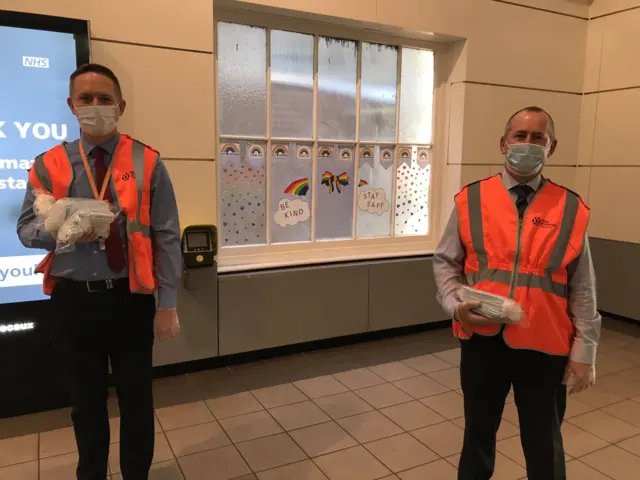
{"left": 508, "top": 182, "right": 546, "bottom": 299}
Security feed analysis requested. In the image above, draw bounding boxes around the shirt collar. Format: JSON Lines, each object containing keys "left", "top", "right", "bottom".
{"left": 501, "top": 169, "right": 542, "bottom": 192}
{"left": 80, "top": 133, "right": 120, "bottom": 160}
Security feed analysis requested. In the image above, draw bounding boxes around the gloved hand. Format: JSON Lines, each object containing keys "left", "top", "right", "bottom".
{"left": 154, "top": 308, "right": 180, "bottom": 340}
{"left": 563, "top": 361, "right": 596, "bottom": 394}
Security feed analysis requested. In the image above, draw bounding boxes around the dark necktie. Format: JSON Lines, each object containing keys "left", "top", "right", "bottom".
{"left": 511, "top": 184, "right": 534, "bottom": 219}
{"left": 93, "top": 147, "right": 126, "bottom": 273}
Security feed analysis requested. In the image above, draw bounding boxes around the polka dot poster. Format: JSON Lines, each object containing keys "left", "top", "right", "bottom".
{"left": 395, "top": 146, "right": 430, "bottom": 236}
{"left": 219, "top": 140, "right": 266, "bottom": 246}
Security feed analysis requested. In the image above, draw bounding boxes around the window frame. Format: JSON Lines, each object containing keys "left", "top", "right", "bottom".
{"left": 214, "top": 8, "right": 449, "bottom": 272}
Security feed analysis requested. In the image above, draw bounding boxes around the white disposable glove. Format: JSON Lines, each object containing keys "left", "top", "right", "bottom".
{"left": 154, "top": 308, "right": 180, "bottom": 340}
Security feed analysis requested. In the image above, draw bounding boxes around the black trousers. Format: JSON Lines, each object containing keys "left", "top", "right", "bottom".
{"left": 458, "top": 333, "right": 568, "bottom": 480}
{"left": 51, "top": 280, "right": 155, "bottom": 480}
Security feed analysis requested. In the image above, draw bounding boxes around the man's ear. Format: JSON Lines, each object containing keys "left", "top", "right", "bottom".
{"left": 499, "top": 137, "right": 508, "bottom": 155}
{"left": 67, "top": 97, "right": 75, "bottom": 114}
{"left": 548, "top": 139, "right": 558, "bottom": 158}
{"left": 118, "top": 100, "right": 126, "bottom": 117}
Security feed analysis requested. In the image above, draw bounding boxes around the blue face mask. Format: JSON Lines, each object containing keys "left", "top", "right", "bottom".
{"left": 505, "top": 143, "right": 547, "bottom": 176}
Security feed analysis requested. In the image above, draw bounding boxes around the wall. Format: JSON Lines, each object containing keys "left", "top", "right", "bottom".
{"left": 3, "top": 0, "right": 589, "bottom": 242}
{"left": 581, "top": 1, "right": 640, "bottom": 319}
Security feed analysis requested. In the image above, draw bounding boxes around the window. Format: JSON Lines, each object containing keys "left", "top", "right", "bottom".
{"left": 216, "top": 19, "right": 436, "bottom": 269}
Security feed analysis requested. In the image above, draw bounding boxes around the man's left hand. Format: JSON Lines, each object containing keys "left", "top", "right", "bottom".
{"left": 154, "top": 308, "right": 180, "bottom": 341}
{"left": 563, "top": 360, "right": 596, "bottom": 395}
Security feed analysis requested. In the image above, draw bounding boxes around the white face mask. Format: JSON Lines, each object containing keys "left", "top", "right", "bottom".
{"left": 504, "top": 142, "right": 549, "bottom": 176}
{"left": 74, "top": 104, "right": 119, "bottom": 137}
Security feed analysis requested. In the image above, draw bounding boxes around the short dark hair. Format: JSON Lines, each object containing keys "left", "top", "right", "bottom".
{"left": 503, "top": 106, "right": 556, "bottom": 140}
{"left": 69, "top": 63, "right": 122, "bottom": 98}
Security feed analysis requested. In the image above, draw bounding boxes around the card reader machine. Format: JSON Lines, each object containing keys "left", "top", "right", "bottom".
{"left": 181, "top": 225, "right": 217, "bottom": 268}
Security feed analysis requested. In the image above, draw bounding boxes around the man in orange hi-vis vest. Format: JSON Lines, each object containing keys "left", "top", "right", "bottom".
{"left": 434, "top": 106, "right": 601, "bottom": 480}
{"left": 16, "top": 64, "right": 181, "bottom": 480}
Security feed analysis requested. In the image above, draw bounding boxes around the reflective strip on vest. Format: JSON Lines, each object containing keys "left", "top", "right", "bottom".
{"left": 125, "top": 141, "right": 151, "bottom": 239}
{"left": 33, "top": 154, "right": 53, "bottom": 192}
{"left": 465, "top": 181, "right": 580, "bottom": 297}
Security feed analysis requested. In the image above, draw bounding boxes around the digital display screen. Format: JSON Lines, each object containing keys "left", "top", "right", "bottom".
{"left": 187, "top": 232, "right": 210, "bottom": 250}
{"left": 0, "top": 22, "right": 82, "bottom": 304}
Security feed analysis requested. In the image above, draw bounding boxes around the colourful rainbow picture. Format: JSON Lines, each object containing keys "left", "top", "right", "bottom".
{"left": 340, "top": 149, "right": 353, "bottom": 160}
{"left": 221, "top": 143, "right": 240, "bottom": 155}
{"left": 297, "top": 146, "right": 311, "bottom": 159}
{"left": 399, "top": 148, "right": 412, "bottom": 159}
{"left": 381, "top": 149, "right": 393, "bottom": 160}
{"left": 321, "top": 171, "right": 350, "bottom": 193}
{"left": 273, "top": 144, "right": 288, "bottom": 156}
{"left": 284, "top": 178, "right": 309, "bottom": 196}
{"left": 319, "top": 146, "right": 334, "bottom": 158}
{"left": 358, "top": 179, "right": 368, "bottom": 187}
{"left": 249, "top": 145, "right": 264, "bottom": 157}
{"left": 360, "top": 147, "right": 374, "bottom": 158}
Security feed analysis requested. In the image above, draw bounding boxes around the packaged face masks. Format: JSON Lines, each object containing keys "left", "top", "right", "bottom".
{"left": 458, "top": 285, "right": 527, "bottom": 326}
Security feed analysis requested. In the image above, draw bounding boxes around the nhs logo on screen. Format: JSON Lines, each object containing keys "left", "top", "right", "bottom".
{"left": 22, "top": 56, "right": 50, "bottom": 68}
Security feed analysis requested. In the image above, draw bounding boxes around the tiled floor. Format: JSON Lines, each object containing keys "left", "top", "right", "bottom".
{"left": 2, "top": 319, "right": 640, "bottom": 479}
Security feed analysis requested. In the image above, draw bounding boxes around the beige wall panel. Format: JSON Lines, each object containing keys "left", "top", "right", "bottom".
{"left": 591, "top": 89, "right": 640, "bottom": 166}
{"left": 504, "top": 0, "right": 590, "bottom": 17}
{"left": 463, "top": 4, "right": 586, "bottom": 92}
{"left": 590, "top": 0, "right": 640, "bottom": 17}
{"left": 164, "top": 160, "right": 217, "bottom": 230}
{"left": 583, "top": 17, "right": 604, "bottom": 92}
{"left": 598, "top": 9, "right": 640, "bottom": 91}
{"left": 577, "top": 94, "right": 598, "bottom": 165}
{"left": 588, "top": 167, "right": 640, "bottom": 242}
{"left": 235, "top": 0, "right": 378, "bottom": 23}
{"left": 2, "top": 0, "right": 214, "bottom": 52}
{"left": 91, "top": 41, "right": 215, "bottom": 160}
{"left": 461, "top": 84, "right": 581, "bottom": 166}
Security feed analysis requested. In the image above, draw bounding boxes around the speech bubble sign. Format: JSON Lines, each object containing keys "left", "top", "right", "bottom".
{"left": 358, "top": 188, "right": 390, "bottom": 216}
{"left": 274, "top": 198, "right": 310, "bottom": 227}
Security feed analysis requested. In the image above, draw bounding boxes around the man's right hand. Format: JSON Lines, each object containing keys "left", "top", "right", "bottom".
{"left": 455, "top": 301, "right": 503, "bottom": 325}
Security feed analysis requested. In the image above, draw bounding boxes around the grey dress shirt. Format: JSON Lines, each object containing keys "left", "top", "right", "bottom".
{"left": 16, "top": 134, "right": 182, "bottom": 309}
{"left": 433, "top": 170, "right": 601, "bottom": 364}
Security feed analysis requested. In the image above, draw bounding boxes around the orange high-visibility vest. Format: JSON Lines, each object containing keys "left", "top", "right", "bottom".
{"left": 454, "top": 175, "right": 590, "bottom": 356}
{"left": 29, "top": 134, "right": 158, "bottom": 296}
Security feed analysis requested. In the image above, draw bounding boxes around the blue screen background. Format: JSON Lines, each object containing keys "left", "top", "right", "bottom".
{"left": 0, "top": 26, "right": 79, "bottom": 304}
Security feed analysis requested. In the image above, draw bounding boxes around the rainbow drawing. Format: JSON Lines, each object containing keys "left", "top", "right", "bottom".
{"left": 249, "top": 145, "right": 264, "bottom": 157}
{"left": 399, "top": 148, "right": 412, "bottom": 159}
{"left": 221, "top": 143, "right": 239, "bottom": 155}
{"left": 321, "top": 171, "right": 350, "bottom": 193}
{"left": 358, "top": 179, "right": 368, "bottom": 187}
{"left": 319, "top": 146, "right": 334, "bottom": 158}
{"left": 273, "top": 144, "right": 289, "bottom": 156}
{"left": 381, "top": 149, "right": 393, "bottom": 160}
{"left": 360, "top": 147, "right": 374, "bottom": 158}
{"left": 340, "top": 149, "right": 353, "bottom": 160}
{"left": 297, "top": 146, "right": 311, "bottom": 159}
{"left": 284, "top": 178, "right": 309, "bottom": 196}
{"left": 418, "top": 150, "right": 428, "bottom": 160}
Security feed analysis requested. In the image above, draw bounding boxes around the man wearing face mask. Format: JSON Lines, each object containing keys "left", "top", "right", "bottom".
{"left": 16, "top": 63, "right": 181, "bottom": 480}
{"left": 433, "top": 106, "right": 601, "bottom": 480}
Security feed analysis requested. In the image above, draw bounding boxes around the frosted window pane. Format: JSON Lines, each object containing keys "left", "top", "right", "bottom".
{"left": 269, "top": 143, "right": 313, "bottom": 244}
{"left": 399, "top": 48, "right": 434, "bottom": 144}
{"left": 395, "top": 146, "right": 430, "bottom": 236}
{"left": 360, "top": 44, "right": 397, "bottom": 142}
{"left": 219, "top": 140, "right": 267, "bottom": 246}
{"left": 218, "top": 23, "right": 267, "bottom": 137}
{"left": 270, "top": 31, "right": 314, "bottom": 139}
{"left": 357, "top": 145, "right": 393, "bottom": 238}
{"left": 316, "top": 144, "right": 355, "bottom": 240}
{"left": 318, "top": 38, "right": 357, "bottom": 140}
